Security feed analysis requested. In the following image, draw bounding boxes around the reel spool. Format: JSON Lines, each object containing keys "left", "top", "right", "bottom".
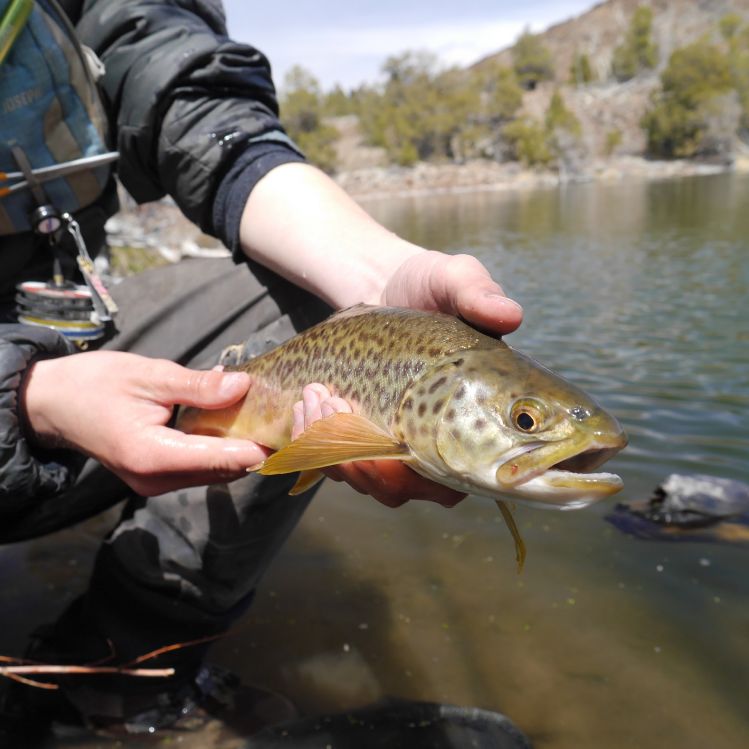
{"left": 16, "top": 280, "right": 107, "bottom": 345}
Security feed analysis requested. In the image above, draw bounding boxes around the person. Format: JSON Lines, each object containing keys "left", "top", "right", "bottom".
{"left": 0, "top": 0, "right": 523, "bottom": 739}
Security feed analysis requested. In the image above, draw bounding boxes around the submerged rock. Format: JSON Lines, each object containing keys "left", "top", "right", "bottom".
{"left": 606, "top": 473, "right": 749, "bottom": 545}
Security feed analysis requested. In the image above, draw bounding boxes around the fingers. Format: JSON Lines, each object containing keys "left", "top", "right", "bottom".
{"left": 438, "top": 254, "right": 523, "bottom": 335}
{"left": 382, "top": 251, "right": 523, "bottom": 337}
{"left": 329, "top": 460, "right": 465, "bottom": 508}
{"left": 149, "top": 360, "right": 251, "bottom": 409}
{"left": 114, "top": 428, "right": 270, "bottom": 496}
{"left": 292, "top": 384, "right": 351, "bottom": 439}
{"left": 290, "top": 383, "right": 464, "bottom": 509}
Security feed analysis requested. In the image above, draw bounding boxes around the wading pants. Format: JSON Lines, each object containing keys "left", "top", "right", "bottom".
{"left": 13, "top": 258, "right": 331, "bottom": 687}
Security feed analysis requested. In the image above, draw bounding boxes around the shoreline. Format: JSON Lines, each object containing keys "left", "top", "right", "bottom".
{"left": 107, "top": 154, "right": 748, "bottom": 271}
{"left": 335, "top": 154, "right": 749, "bottom": 202}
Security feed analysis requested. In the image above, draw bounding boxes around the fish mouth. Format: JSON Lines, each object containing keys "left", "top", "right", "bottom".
{"left": 496, "top": 436, "right": 626, "bottom": 505}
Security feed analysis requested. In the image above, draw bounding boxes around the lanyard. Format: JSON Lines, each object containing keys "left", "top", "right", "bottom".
{"left": 0, "top": 0, "right": 33, "bottom": 67}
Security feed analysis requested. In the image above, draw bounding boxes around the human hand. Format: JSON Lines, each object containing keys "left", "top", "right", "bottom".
{"left": 21, "top": 351, "right": 269, "bottom": 496}
{"left": 291, "top": 384, "right": 465, "bottom": 509}
{"left": 380, "top": 250, "right": 523, "bottom": 337}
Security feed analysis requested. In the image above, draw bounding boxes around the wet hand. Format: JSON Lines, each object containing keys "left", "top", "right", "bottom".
{"left": 292, "top": 384, "right": 464, "bottom": 509}
{"left": 21, "top": 351, "right": 270, "bottom": 496}
{"left": 379, "top": 251, "right": 523, "bottom": 337}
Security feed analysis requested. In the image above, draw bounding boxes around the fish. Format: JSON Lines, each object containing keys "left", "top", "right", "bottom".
{"left": 177, "top": 305, "right": 627, "bottom": 569}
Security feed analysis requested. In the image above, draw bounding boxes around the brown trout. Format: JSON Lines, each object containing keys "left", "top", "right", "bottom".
{"left": 178, "top": 305, "right": 627, "bottom": 568}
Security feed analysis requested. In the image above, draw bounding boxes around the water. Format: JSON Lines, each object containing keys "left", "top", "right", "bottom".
{"left": 239, "top": 173, "right": 748, "bottom": 748}
{"left": 2, "top": 173, "right": 748, "bottom": 748}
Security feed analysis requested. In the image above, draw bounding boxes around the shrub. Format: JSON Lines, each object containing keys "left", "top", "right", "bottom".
{"left": 503, "top": 118, "right": 553, "bottom": 166}
{"left": 605, "top": 128, "right": 623, "bottom": 156}
{"left": 611, "top": 5, "right": 658, "bottom": 82}
{"left": 545, "top": 91, "right": 582, "bottom": 137}
{"left": 642, "top": 40, "right": 735, "bottom": 158}
{"left": 570, "top": 53, "right": 595, "bottom": 86}
{"left": 280, "top": 66, "right": 338, "bottom": 172}
{"left": 512, "top": 30, "right": 554, "bottom": 90}
{"left": 357, "top": 51, "right": 481, "bottom": 165}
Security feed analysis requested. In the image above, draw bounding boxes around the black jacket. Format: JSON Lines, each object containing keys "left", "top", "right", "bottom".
{"left": 0, "top": 0, "right": 304, "bottom": 513}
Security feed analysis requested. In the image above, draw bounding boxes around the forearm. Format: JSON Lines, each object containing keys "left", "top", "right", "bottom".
{"left": 238, "top": 162, "right": 425, "bottom": 309}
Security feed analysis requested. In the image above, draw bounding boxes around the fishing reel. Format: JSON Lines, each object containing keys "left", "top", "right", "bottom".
{"left": 15, "top": 203, "right": 118, "bottom": 348}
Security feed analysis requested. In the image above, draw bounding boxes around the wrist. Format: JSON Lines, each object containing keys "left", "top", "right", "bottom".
{"left": 238, "top": 162, "right": 427, "bottom": 310}
{"left": 20, "top": 357, "right": 68, "bottom": 449}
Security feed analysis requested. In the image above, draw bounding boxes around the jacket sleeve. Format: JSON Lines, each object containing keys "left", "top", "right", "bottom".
{"left": 76, "top": 0, "right": 306, "bottom": 250}
{"left": 0, "top": 326, "right": 84, "bottom": 514}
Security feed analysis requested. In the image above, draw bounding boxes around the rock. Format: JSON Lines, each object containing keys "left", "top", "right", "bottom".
{"left": 606, "top": 473, "right": 749, "bottom": 544}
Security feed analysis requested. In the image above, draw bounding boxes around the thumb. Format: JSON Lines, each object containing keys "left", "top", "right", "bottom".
{"left": 156, "top": 363, "right": 251, "bottom": 409}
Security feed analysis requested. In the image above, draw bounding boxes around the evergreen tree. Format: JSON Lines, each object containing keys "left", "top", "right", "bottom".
{"left": 280, "top": 66, "right": 338, "bottom": 172}
{"left": 611, "top": 5, "right": 658, "bottom": 82}
{"left": 512, "top": 30, "right": 554, "bottom": 90}
{"left": 570, "top": 53, "right": 595, "bottom": 86}
{"left": 642, "top": 40, "right": 735, "bottom": 158}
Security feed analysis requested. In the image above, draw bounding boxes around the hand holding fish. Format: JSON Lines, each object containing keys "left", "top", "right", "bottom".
{"left": 378, "top": 250, "right": 523, "bottom": 337}
{"left": 239, "top": 163, "right": 523, "bottom": 336}
{"left": 292, "top": 383, "right": 465, "bottom": 508}
{"left": 21, "top": 352, "right": 270, "bottom": 496}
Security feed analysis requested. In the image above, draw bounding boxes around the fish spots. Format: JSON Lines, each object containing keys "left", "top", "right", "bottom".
{"left": 428, "top": 377, "right": 447, "bottom": 394}
{"left": 454, "top": 385, "right": 466, "bottom": 401}
{"left": 418, "top": 403, "right": 427, "bottom": 417}
{"left": 403, "top": 397, "right": 413, "bottom": 411}
{"left": 445, "top": 408, "right": 456, "bottom": 422}
{"left": 432, "top": 399, "right": 444, "bottom": 415}
{"left": 473, "top": 418, "right": 487, "bottom": 431}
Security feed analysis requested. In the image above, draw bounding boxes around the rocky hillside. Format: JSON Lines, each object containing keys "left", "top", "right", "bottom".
{"left": 475, "top": 0, "right": 749, "bottom": 81}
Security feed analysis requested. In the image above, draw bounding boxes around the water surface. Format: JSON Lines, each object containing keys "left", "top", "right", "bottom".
{"left": 2, "top": 173, "right": 747, "bottom": 748}
{"left": 238, "top": 173, "right": 748, "bottom": 749}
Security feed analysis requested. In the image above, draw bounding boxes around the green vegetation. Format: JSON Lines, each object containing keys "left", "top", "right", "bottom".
{"left": 503, "top": 118, "right": 553, "bottom": 166}
{"left": 546, "top": 90, "right": 582, "bottom": 137}
{"left": 109, "top": 245, "right": 169, "bottom": 277}
{"left": 512, "top": 30, "right": 554, "bottom": 90}
{"left": 723, "top": 16, "right": 749, "bottom": 134}
{"left": 481, "top": 62, "right": 524, "bottom": 122}
{"left": 719, "top": 13, "right": 743, "bottom": 42}
{"left": 279, "top": 66, "right": 339, "bottom": 172}
{"left": 611, "top": 5, "right": 658, "bottom": 82}
{"left": 273, "top": 9, "right": 749, "bottom": 175}
{"left": 503, "top": 92, "right": 582, "bottom": 168}
{"left": 605, "top": 128, "right": 623, "bottom": 156}
{"left": 642, "top": 39, "right": 735, "bottom": 158}
{"left": 570, "top": 53, "right": 595, "bottom": 86}
{"left": 355, "top": 52, "right": 481, "bottom": 165}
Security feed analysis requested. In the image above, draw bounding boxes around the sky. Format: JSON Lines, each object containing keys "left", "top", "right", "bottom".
{"left": 223, "top": 0, "right": 597, "bottom": 92}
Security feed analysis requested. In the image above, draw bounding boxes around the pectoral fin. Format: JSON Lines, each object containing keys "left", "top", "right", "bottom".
{"left": 258, "top": 413, "right": 410, "bottom": 475}
{"left": 289, "top": 470, "right": 326, "bottom": 495}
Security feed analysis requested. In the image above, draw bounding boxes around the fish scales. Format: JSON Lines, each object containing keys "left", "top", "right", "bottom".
{"left": 192, "top": 306, "right": 497, "bottom": 447}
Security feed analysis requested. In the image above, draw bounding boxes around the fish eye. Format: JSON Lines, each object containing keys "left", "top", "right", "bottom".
{"left": 516, "top": 411, "right": 536, "bottom": 431}
{"left": 510, "top": 399, "right": 546, "bottom": 433}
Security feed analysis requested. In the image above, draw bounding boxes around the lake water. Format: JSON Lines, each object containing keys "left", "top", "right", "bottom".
{"left": 237, "top": 173, "right": 747, "bottom": 749}
{"left": 2, "top": 173, "right": 748, "bottom": 748}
